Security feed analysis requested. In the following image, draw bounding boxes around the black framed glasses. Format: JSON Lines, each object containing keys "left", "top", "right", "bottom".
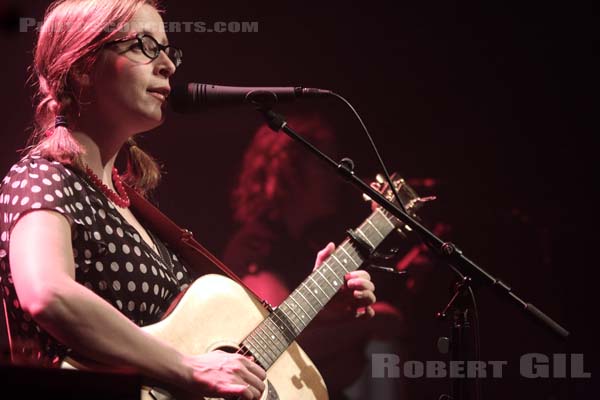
{"left": 106, "top": 33, "right": 183, "bottom": 68}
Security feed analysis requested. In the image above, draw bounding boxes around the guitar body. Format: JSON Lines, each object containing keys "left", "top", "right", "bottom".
{"left": 140, "top": 273, "right": 328, "bottom": 400}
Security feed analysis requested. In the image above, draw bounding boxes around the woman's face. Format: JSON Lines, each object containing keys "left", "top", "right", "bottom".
{"left": 87, "top": 4, "right": 176, "bottom": 136}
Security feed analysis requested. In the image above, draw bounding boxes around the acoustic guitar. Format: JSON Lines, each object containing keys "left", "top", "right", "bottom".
{"left": 65, "top": 174, "right": 431, "bottom": 400}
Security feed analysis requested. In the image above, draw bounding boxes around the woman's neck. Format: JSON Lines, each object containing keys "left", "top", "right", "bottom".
{"left": 70, "top": 130, "right": 122, "bottom": 190}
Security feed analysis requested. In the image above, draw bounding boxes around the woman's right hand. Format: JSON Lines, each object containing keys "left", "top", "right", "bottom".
{"left": 179, "top": 350, "right": 267, "bottom": 400}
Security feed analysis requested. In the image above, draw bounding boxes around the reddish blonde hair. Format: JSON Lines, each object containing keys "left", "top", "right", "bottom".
{"left": 25, "top": 0, "right": 162, "bottom": 196}
{"left": 232, "top": 115, "right": 336, "bottom": 223}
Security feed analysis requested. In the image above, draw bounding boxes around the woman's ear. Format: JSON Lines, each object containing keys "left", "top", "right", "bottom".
{"left": 70, "top": 69, "right": 91, "bottom": 88}
{"left": 68, "top": 60, "right": 93, "bottom": 89}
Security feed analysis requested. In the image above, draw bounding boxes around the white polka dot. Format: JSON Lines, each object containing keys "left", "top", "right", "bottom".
{"left": 176, "top": 271, "right": 184, "bottom": 280}
{"left": 127, "top": 301, "right": 135, "bottom": 311}
{"left": 39, "top": 164, "right": 49, "bottom": 171}
{"left": 159, "top": 269, "right": 165, "bottom": 278}
{"left": 74, "top": 182, "right": 83, "bottom": 191}
{"left": 133, "top": 233, "right": 141, "bottom": 243}
{"left": 116, "top": 227, "right": 124, "bottom": 237}
{"left": 68, "top": 187, "right": 74, "bottom": 196}
{"left": 31, "top": 185, "right": 41, "bottom": 193}
{"left": 110, "top": 262, "right": 119, "bottom": 272}
{"left": 149, "top": 304, "right": 155, "bottom": 313}
{"left": 125, "top": 262, "right": 134, "bottom": 272}
{"left": 140, "top": 264, "right": 147, "bottom": 274}
{"left": 153, "top": 284, "right": 159, "bottom": 295}
{"left": 142, "top": 282, "right": 149, "bottom": 293}
{"left": 85, "top": 196, "right": 91, "bottom": 205}
{"left": 63, "top": 187, "right": 69, "bottom": 196}
{"left": 75, "top": 202, "right": 83, "bottom": 210}
{"left": 108, "top": 243, "right": 116, "bottom": 253}
{"left": 31, "top": 202, "right": 42, "bottom": 209}
{"left": 112, "top": 281, "right": 121, "bottom": 291}
{"left": 139, "top": 302, "right": 147, "bottom": 312}
{"left": 98, "top": 281, "right": 108, "bottom": 290}
{"left": 127, "top": 281, "right": 136, "bottom": 292}
{"left": 84, "top": 249, "right": 92, "bottom": 259}
{"left": 95, "top": 262, "right": 103, "bottom": 272}
{"left": 116, "top": 300, "right": 123, "bottom": 310}
{"left": 85, "top": 216, "right": 92, "bottom": 225}
{"left": 98, "top": 209, "right": 106, "bottom": 219}
{"left": 29, "top": 173, "right": 39, "bottom": 179}
{"left": 1, "top": 232, "right": 7, "bottom": 242}
{"left": 52, "top": 174, "right": 61, "bottom": 182}
{"left": 11, "top": 181, "right": 20, "bottom": 189}
{"left": 54, "top": 189, "right": 63, "bottom": 198}
{"left": 20, "top": 180, "right": 28, "bottom": 189}
{"left": 43, "top": 194, "right": 54, "bottom": 202}
{"left": 134, "top": 246, "right": 141, "bottom": 256}
{"left": 20, "top": 197, "right": 29, "bottom": 206}
{"left": 42, "top": 178, "right": 52, "bottom": 186}
{"left": 151, "top": 266, "right": 158, "bottom": 276}
{"left": 105, "top": 225, "right": 113, "bottom": 235}
{"left": 93, "top": 231, "right": 101, "bottom": 240}
{"left": 11, "top": 195, "right": 19, "bottom": 205}
{"left": 122, "top": 244, "right": 130, "bottom": 254}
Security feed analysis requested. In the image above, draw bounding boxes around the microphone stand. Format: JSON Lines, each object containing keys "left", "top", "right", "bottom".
{"left": 258, "top": 108, "right": 569, "bottom": 400}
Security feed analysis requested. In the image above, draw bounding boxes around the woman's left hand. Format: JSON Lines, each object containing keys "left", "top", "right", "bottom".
{"left": 313, "top": 242, "right": 376, "bottom": 319}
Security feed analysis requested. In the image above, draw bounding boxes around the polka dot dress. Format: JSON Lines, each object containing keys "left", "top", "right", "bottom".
{"left": 0, "top": 155, "right": 192, "bottom": 365}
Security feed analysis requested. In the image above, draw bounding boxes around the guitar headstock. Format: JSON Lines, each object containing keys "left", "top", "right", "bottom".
{"left": 364, "top": 172, "right": 436, "bottom": 218}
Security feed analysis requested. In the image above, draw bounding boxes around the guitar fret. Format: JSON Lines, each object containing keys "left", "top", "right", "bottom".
{"left": 314, "top": 268, "right": 338, "bottom": 293}
{"left": 304, "top": 277, "right": 326, "bottom": 307}
{"left": 356, "top": 227, "right": 376, "bottom": 248}
{"left": 288, "top": 296, "right": 311, "bottom": 325}
{"left": 331, "top": 253, "right": 351, "bottom": 273}
{"left": 271, "top": 308, "right": 300, "bottom": 339}
{"left": 243, "top": 338, "right": 272, "bottom": 367}
{"left": 322, "top": 262, "right": 344, "bottom": 289}
{"left": 367, "top": 218, "right": 385, "bottom": 238}
{"left": 261, "top": 318, "right": 289, "bottom": 353}
{"left": 253, "top": 326, "right": 280, "bottom": 362}
{"left": 376, "top": 207, "right": 396, "bottom": 228}
{"left": 296, "top": 286, "right": 320, "bottom": 314}
{"left": 278, "top": 302, "right": 307, "bottom": 332}
{"left": 265, "top": 315, "right": 295, "bottom": 347}
{"left": 275, "top": 306, "right": 303, "bottom": 335}
{"left": 251, "top": 335, "right": 276, "bottom": 367}
{"left": 373, "top": 214, "right": 395, "bottom": 237}
{"left": 338, "top": 245, "right": 360, "bottom": 268}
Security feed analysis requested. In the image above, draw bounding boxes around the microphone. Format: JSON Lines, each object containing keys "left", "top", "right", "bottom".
{"left": 170, "top": 83, "right": 331, "bottom": 113}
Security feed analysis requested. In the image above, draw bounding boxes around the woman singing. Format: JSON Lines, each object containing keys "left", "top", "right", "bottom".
{"left": 0, "top": 1, "right": 376, "bottom": 399}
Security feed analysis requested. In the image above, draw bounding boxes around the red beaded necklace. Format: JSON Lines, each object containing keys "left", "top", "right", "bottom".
{"left": 84, "top": 165, "right": 131, "bottom": 208}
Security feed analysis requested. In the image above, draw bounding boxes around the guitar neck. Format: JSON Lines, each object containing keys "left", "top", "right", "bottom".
{"left": 241, "top": 207, "right": 399, "bottom": 369}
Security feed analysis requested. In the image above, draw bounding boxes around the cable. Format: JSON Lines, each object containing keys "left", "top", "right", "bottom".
{"left": 329, "top": 91, "right": 408, "bottom": 214}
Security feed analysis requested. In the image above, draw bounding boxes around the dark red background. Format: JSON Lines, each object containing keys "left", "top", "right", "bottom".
{"left": 1, "top": 1, "right": 596, "bottom": 398}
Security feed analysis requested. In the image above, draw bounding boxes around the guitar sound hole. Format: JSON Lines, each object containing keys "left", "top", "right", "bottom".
{"left": 214, "top": 345, "right": 241, "bottom": 354}
{"left": 211, "top": 346, "right": 279, "bottom": 400}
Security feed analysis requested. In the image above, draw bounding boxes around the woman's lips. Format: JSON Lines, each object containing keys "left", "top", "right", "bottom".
{"left": 148, "top": 91, "right": 166, "bottom": 102}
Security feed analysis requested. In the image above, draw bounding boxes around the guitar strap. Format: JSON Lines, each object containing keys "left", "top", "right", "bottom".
{"left": 124, "top": 185, "right": 265, "bottom": 303}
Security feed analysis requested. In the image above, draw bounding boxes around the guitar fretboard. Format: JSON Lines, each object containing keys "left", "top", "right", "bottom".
{"left": 241, "top": 207, "right": 400, "bottom": 369}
